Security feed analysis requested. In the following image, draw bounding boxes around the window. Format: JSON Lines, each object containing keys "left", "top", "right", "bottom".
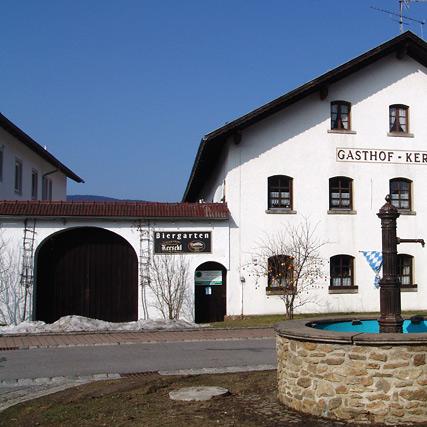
{"left": 31, "top": 170, "right": 38, "bottom": 200}
{"left": 267, "top": 255, "right": 294, "bottom": 289}
{"left": 331, "top": 101, "right": 351, "bottom": 130}
{"left": 398, "top": 254, "right": 413, "bottom": 287}
{"left": 389, "top": 104, "right": 409, "bottom": 133}
{"left": 42, "top": 176, "right": 52, "bottom": 201}
{"left": 268, "top": 175, "right": 293, "bottom": 210}
{"left": 329, "top": 177, "right": 352, "bottom": 210}
{"left": 390, "top": 178, "right": 411, "bottom": 210}
{"left": 0, "top": 147, "right": 3, "bottom": 182}
{"left": 330, "top": 255, "right": 354, "bottom": 287}
{"left": 14, "top": 159, "right": 22, "bottom": 194}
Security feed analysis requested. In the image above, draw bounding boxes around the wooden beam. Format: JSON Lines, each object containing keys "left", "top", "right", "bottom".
{"left": 232, "top": 132, "right": 242, "bottom": 145}
{"left": 396, "top": 44, "right": 408, "bottom": 60}
{"left": 319, "top": 86, "right": 328, "bottom": 100}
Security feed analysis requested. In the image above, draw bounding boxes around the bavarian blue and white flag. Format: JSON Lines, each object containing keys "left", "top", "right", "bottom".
{"left": 361, "top": 251, "right": 382, "bottom": 289}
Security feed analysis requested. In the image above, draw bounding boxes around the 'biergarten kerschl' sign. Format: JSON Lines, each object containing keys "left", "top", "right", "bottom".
{"left": 154, "top": 231, "right": 211, "bottom": 254}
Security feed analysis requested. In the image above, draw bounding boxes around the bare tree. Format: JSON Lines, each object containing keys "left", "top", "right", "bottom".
{"left": 247, "top": 219, "right": 326, "bottom": 319}
{"left": 148, "top": 255, "right": 190, "bottom": 320}
{"left": 0, "top": 236, "right": 27, "bottom": 326}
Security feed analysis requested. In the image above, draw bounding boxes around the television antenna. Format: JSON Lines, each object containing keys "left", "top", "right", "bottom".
{"left": 371, "top": 0, "right": 426, "bottom": 37}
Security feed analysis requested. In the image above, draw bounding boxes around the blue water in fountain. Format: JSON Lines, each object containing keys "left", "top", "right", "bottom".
{"left": 313, "top": 319, "right": 427, "bottom": 334}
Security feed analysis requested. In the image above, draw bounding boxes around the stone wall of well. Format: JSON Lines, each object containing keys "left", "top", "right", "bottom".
{"left": 277, "top": 335, "right": 427, "bottom": 425}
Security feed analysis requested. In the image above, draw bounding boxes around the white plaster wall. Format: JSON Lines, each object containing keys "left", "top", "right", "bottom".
{"left": 0, "top": 217, "right": 229, "bottom": 322}
{"left": 0, "top": 128, "right": 67, "bottom": 200}
{"left": 208, "top": 54, "right": 427, "bottom": 316}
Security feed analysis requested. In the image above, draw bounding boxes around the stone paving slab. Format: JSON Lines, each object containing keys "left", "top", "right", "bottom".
{"left": 0, "top": 328, "right": 275, "bottom": 350}
{"left": 169, "top": 386, "right": 229, "bottom": 401}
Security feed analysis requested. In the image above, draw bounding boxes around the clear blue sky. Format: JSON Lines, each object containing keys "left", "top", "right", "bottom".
{"left": 1, "top": 1, "right": 426, "bottom": 201}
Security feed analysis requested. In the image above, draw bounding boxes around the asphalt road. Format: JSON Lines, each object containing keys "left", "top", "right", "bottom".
{"left": 0, "top": 338, "right": 276, "bottom": 381}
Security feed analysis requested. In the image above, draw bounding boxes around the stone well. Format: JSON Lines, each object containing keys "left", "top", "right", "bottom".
{"left": 276, "top": 317, "right": 427, "bottom": 425}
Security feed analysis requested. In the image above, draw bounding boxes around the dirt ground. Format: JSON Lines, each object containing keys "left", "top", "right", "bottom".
{"left": 0, "top": 370, "right": 369, "bottom": 427}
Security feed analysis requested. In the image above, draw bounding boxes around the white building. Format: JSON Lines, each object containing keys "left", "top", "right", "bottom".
{"left": 0, "top": 201, "right": 229, "bottom": 324}
{"left": 0, "top": 113, "right": 83, "bottom": 200}
{"left": 2, "top": 31, "right": 427, "bottom": 325}
{"left": 183, "top": 31, "right": 427, "bottom": 317}
{"left": 0, "top": 116, "right": 229, "bottom": 325}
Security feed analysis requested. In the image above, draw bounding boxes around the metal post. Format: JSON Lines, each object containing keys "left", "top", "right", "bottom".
{"left": 377, "top": 195, "right": 403, "bottom": 333}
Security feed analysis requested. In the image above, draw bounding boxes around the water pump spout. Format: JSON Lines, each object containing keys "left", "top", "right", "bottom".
{"left": 396, "top": 238, "right": 425, "bottom": 247}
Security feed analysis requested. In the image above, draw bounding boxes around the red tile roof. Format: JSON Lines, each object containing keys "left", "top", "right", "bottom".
{"left": 0, "top": 201, "right": 229, "bottom": 219}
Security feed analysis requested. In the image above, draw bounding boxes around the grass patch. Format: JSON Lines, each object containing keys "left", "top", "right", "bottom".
{"left": 207, "top": 310, "right": 427, "bottom": 328}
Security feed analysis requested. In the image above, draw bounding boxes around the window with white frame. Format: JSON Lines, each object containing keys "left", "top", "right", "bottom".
{"left": 0, "top": 147, "right": 3, "bottom": 182}
{"left": 14, "top": 158, "right": 22, "bottom": 194}
{"left": 329, "top": 176, "right": 353, "bottom": 210}
{"left": 31, "top": 170, "right": 38, "bottom": 200}
{"left": 42, "top": 176, "right": 52, "bottom": 201}
{"left": 268, "top": 175, "right": 293, "bottom": 210}
{"left": 389, "top": 104, "right": 409, "bottom": 134}
{"left": 398, "top": 254, "right": 414, "bottom": 287}
{"left": 330, "top": 255, "right": 354, "bottom": 288}
{"left": 331, "top": 101, "right": 351, "bottom": 130}
{"left": 267, "top": 255, "right": 294, "bottom": 290}
{"left": 390, "top": 178, "right": 412, "bottom": 210}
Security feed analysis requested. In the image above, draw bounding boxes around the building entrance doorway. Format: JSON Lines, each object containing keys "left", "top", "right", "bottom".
{"left": 194, "top": 262, "right": 226, "bottom": 323}
{"left": 35, "top": 227, "right": 138, "bottom": 323}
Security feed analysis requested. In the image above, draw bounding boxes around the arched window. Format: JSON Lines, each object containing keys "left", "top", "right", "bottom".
{"left": 331, "top": 101, "right": 351, "bottom": 130}
{"left": 398, "top": 254, "right": 413, "bottom": 287}
{"left": 389, "top": 104, "right": 409, "bottom": 133}
{"left": 267, "top": 255, "right": 294, "bottom": 289}
{"left": 268, "top": 175, "right": 293, "bottom": 210}
{"left": 330, "top": 255, "right": 354, "bottom": 288}
{"left": 390, "top": 178, "right": 412, "bottom": 210}
{"left": 329, "top": 176, "right": 353, "bottom": 210}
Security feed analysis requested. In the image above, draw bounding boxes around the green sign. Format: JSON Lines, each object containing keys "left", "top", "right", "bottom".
{"left": 195, "top": 270, "right": 222, "bottom": 286}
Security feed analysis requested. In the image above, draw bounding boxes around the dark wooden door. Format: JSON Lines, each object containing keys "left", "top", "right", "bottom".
{"left": 36, "top": 227, "right": 138, "bottom": 323}
{"left": 194, "top": 262, "right": 226, "bottom": 323}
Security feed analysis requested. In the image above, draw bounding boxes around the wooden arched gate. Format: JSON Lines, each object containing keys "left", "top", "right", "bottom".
{"left": 35, "top": 227, "right": 138, "bottom": 323}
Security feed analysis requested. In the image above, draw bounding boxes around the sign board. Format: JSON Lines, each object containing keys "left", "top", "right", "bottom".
{"left": 154, "top": 231, "right": 211, "bottom": 254}
{"left": 195, "top": 270, "right": 222, "bottom": 286}
{"left": 337, "top": 147, "right": 427, "bottom": 166}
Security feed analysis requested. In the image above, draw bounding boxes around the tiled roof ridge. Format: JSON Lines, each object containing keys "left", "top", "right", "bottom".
{"left": 0, "top": 200, "right": 225, "bottom": 206}
{"left": 0, "top": 200, "right": 229, "bottom": 219}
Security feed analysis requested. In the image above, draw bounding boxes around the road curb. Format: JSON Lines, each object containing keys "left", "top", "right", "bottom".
{"left": 0, "top": 335, "right": 274, "bottom": 350}
{"left": 158, "top": 364, "right": 277, "bottom": 376}
{"left": 0, "top": 373, "right": 121, "bottom": 387}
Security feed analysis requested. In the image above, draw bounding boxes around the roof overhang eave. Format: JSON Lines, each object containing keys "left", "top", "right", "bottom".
{"left": 182, "top": 31, "right": 427, "bottom": 202}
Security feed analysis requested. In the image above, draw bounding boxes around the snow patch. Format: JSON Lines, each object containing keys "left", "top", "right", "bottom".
{"left": 0, "top": 315, "right": 203, "bottom": 335}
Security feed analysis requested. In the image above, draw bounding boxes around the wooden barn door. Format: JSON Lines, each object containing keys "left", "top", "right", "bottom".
{"left": 194, "top": 262, "right": 227, "bottom": 323}
{"left": 35, "top": 227, "right": 138, "bottom": 323}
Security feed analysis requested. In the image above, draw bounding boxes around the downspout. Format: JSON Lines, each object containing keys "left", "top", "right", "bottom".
{"left": 42, "top": 169, "right": 58, "bottom": 178}
{"left": 237, "top": 137, "right": 244, "bottom": 318}
{"left": 42, "top": 169, "right": 57, "bottom": 200}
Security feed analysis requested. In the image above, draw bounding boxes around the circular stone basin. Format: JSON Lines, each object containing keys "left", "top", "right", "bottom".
{"left": 313, "top": 319, "right": 427, "bottom": 334}
{"left": 169, "top": 386, "right": 229, "bottom": 401}
{"left": 275, "top": 317, "right": 427, "bottom": 425}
